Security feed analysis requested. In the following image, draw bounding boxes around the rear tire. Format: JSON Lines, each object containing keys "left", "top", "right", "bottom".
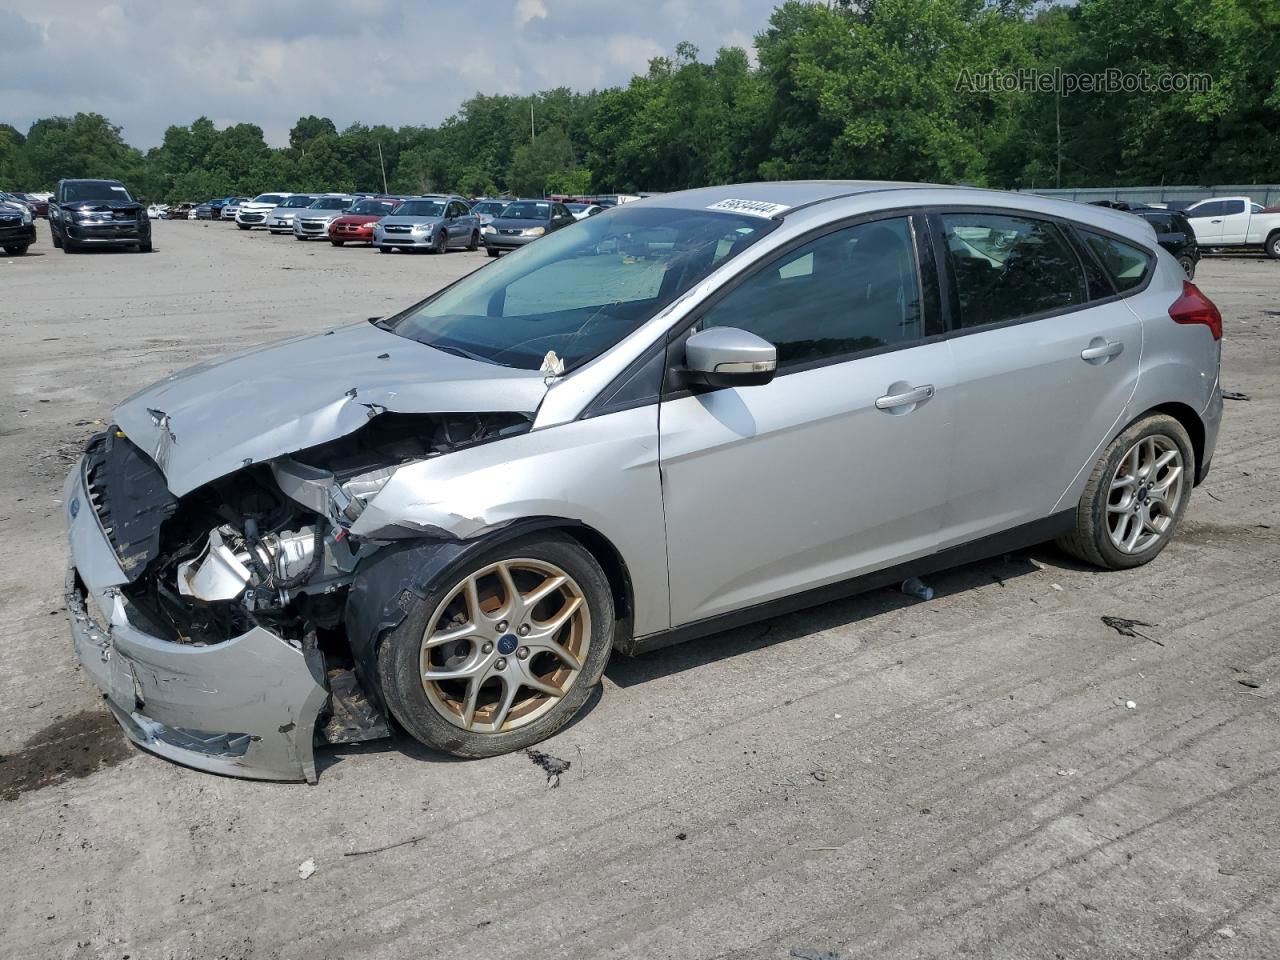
{"left": 1177, "top": 254, "right": 1196, "bottom": 279}
{"left": 1057, "top": 413, "right": 1194, "bottom": 570}
{"left": 377, "top": 533, "right": 614, "bottom": 758}
{"left": 1266, "top": 232, "right": 1280, "bottom": 260}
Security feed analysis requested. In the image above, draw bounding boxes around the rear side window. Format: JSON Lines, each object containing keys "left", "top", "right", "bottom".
{"left": 1080, "top": 232, "right": 1153, "bottom": 293}
{"left": 701, "top": 216, "right": 931, "bottom": 369}
{"left": 938, "top": 213, "right": 1088, "bottom": 328}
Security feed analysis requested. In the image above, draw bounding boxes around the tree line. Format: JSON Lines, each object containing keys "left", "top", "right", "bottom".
{"left": 1, "top": 0, "right": 1275, "bottom": 202}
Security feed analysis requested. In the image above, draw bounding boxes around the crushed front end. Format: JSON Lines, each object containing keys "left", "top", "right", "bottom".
{"left": 64, "top": 413, "right": 529, "bottom": 782}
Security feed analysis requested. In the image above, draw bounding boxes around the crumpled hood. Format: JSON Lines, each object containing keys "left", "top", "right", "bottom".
{"left": 114, "top": 322, "right": 549, "bottom": 496}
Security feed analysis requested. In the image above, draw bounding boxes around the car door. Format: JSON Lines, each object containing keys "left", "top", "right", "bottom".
{"left": 659, "top": 214, "right": 955, "bottom": 626}
{"left": 443, "top": 202, "right": 462, "bottom": 246}
{"left": 1186, "top": 201, "right": 1226, "bottom": 243}
{"left": 931, "top": 210, "right": 1143, "bottom": 547}
{"left": 1217, "top": 199, "right": 1250, "bottom": 244}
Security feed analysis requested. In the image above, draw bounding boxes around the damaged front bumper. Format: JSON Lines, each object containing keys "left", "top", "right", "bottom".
{"left": 64, "top": 466, "right": 330, "bottom": 782}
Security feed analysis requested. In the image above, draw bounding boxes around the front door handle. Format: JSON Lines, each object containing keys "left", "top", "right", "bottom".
{"left": 875, "top": 384, "right": 934, "bottom": 410}
{"left": 1080, "top": 338, "right": 1124, "bottom": 363}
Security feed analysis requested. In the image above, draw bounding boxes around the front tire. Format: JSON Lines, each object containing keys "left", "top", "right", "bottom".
{"left": 377, "top": 533, "right": 615, "bottom": 758}
{"left": 486, "top": 247, "right": 500, "bottom": 257}
{"left": 1058, "top": 413, "right": 1194, "bottom": 569}
{"left": 3, "top": 243, "right": 29, "bottom": 256}
{"left": 237, "top": 223, "right": 250, "bottom": 231}
{"left": 431, "top": 230, "right": 448, "bottom": 254}
{"left": 467, "top": 230, "right": 480, "bottom": 251}
{"left": 294, "top": 234, "right": 306, "bottom": 241}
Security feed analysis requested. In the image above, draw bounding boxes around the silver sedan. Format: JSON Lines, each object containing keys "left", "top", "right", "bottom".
{"left": 64, "top": 181, "right": 1223, "bottom": 781}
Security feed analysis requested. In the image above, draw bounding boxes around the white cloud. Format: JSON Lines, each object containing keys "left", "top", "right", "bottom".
{"left": 0, "top": 0, "right": 777, "bottom": 147}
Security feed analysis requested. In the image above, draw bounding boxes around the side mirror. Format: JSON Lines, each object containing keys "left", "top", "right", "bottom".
{"left": 683, "top": 327, "right": 777, "bottom": 388}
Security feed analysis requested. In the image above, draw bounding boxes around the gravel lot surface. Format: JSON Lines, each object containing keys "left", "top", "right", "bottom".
{"left": 2, "top": 221, "right": 1277, "bottom": 960}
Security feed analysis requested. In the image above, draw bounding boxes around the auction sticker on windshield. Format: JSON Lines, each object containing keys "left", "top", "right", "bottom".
{"left": 706, "top": 198, "right": 790, "bottom": 218}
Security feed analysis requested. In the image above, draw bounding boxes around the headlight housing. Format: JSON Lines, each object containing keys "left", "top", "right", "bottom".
{"left": 482, "top": 225, "right": 496, "bottom": 235}
{"left": 522, "top": 226, "right": 545, "bottom": 237}
{"left": 21, "top": 208, "right": 33, "bottom": 225}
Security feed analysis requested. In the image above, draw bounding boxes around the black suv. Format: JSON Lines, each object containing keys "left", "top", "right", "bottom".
{"left": 49, "top": 178, "right": 152, "bottom": 253}
{"left": 0, "top": 198, "right": 36, "bottom": 255}
{"left": 1132, "top": 209, "right": 1200, "bottom": 279}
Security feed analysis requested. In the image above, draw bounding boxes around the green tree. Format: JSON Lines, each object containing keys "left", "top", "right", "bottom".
{"left": 508, "top": 125, "right": 577, "bottom": 196}
{"left": 290, "top": 115, "right": 337, "bottom": 151}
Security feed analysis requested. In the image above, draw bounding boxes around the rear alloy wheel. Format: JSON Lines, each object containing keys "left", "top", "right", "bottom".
{"left": 377, "top": 534, "right": 614, "bottom": 757}
{"left": 1177, "top": 254, "right": 1196, "bottom": 280}
{"left": 1058, "top": 414, "right": 1193, "bottom": 569}
{"left": 1266, "top": 233, "right": 1280, "bottom": 260}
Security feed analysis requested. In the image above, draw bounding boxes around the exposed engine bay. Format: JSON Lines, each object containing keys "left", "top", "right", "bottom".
{"left": 108, "top": 411, "right": 531, "bottom": 650}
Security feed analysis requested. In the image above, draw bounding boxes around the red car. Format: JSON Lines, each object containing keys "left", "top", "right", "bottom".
{"left": 328, "top": 197, "right": 403, "bottom": 245}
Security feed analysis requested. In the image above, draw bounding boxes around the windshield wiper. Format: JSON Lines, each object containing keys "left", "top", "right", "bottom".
{"left": 427, "top": 341, "right": 503, "bottom": 365}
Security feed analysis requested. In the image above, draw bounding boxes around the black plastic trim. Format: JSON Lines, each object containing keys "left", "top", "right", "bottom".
{"left": 618, "top": 511, "right": 1075, "bottom": 656}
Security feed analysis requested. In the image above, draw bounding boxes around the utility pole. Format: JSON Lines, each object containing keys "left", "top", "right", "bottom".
{"left": 377, "top": 142, "right": 388, "bottom": 193}
{"left": 1055, "top": 92, "right": 1062, "bottom": 189}
{"left": 530, "top": 102, "right": 536, "bottom": 144}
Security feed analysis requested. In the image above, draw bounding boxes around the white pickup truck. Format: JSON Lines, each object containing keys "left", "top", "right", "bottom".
{"left": 1185, "top": 196, "right": 1280, "bottom": 258}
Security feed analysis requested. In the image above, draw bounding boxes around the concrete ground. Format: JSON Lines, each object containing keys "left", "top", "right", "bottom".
{"left": 1, "top": 221, "right": 1276, "bottom": 960}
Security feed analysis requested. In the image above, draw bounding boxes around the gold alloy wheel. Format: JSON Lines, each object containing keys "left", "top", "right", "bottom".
{"left": 420, "top": 558, "right": 591, "bottom": 734}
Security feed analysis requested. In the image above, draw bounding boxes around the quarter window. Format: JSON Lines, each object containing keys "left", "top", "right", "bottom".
{"left": 701, "top": 217, "right": 929, "bottom": 369}
{"left": 1080, "top": 232, "right": 1153, "bottom": 293}
{"left": 939, "top": 213, "right": 1088, "bottom": 328}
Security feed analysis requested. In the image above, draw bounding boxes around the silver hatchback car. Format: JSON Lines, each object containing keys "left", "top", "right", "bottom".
{"left": 64, "top": 182, "right": 1223, "bottom": 781}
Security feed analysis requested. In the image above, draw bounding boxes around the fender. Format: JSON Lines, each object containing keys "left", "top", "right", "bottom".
{"left": 343, "top": 517, "right": 594, "bottom": 716}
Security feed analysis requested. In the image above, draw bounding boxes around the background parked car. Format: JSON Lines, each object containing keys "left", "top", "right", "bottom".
{"left": 48, "top": 177, "right": 152, "bottom": 253}
{"left": 0, "top": 191, "right": 35, "bottom": 216}
{"left": 481, "top": 198, "right": 577, "bottom": 255}
{"left": 221, "top": 197, "right": 249, "bottom": 220}
{"left": 166, "top": 202, "right": 195, "bottom": 220}
{"left": 207, "top": 197, "right": 233, "bottom": 219}
{"left": 373, "top": 196, "right": 479, "bottom": 253}
{"left": 266, "top": 194, "right": 318, "bottom": 233}
{"left": 1186, "top": 196, "right": 1280, "bottom": 258}
{"left": 567, "top": 202, "right": 605, "bottom": 219}
{"left": 469, "top": 199, "right": 510, "bottom": 226}
{"left": 1129, "top": 208, "right": 1200, "bottom": 278}
{"left": 292, "top": 195, "right": 357, "bottom": 240}
{"left": 328, "top": 196, "right": 403, "bottom": 245}
{"left": 0, "top": 197, "right": 36, "bottom": 254}
{"left": 11, "top": 192, "right": 49, "bottom": 217}
{"left": 236, "top": 192, "right": 293, "bottom": 229}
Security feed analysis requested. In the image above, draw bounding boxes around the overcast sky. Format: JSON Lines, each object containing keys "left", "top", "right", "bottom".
{"left": 0, "top": 0, "right": 778, "bottom": 148}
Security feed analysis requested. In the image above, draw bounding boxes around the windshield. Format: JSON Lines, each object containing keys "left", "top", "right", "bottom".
{"left": 566, "top": 203, "right": 588, "bottom": 212}
{"left": 350, "top": 198, "right": 399, "bottom": 215}
{"left": 473, "top": 201, "right": 507, "bottom": 215}
{"left": 63, "top": 181, "right": 134, "bottom": 204}
{"left": 252, "top": 193, "right": 286, "bottom": 205}
{"left": 502, "top": 201, "right": 551, "bottom": 220}
{"left": 385, "top": 206, "right": 775, "bottom": 372}
{"left": 308, "top": 197, "right": 351, "bottom": 211}
{"left": 281, "top": 195, "right": 315, "bottom": 208}
{"left": 393, "top": 200, "right": 447, "bottom": 217}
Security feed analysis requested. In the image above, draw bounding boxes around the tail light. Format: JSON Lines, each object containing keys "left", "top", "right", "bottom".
{"left": 1168, "top": 280, "right": 1222, "bottom": 340}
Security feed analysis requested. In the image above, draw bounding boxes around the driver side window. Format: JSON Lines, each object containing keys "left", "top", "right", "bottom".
{"left": 701, "top": 217, "right": 928, "bottom": 370}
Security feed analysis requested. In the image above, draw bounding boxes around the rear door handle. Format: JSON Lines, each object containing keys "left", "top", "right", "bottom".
{"left": 1080, "top": 338, "right": 1124, "bottom": 363}
{"left": 875, "top": 384, "right": 934, "bottom": 410}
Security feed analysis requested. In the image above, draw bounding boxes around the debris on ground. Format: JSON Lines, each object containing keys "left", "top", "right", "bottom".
{"left": 791, "top": 950, "right": 842, "bottom": 960}
{"left": 297, "top": 859, "right": 316, "bottom": 880}
{"left": 810, "top": 769, "right": 830, "bottom": 783}
{"left": 343, "top": 834, "right": 429, "bottom": 858}
{"left": 1237, "top": 679, "right": 1262, "bottom": 690}
{"left": 1221, "top": 390, "right": 1250, "bottom": 401}
{"left": 900, "top": 577, "right": 934, "bottom": 601}
{"left": 1057, "top": 768, "right": 1078, "bottom": 777}
{"left": 1126, "top": 700, "right": 1137, "bottom": 710}
{"left": 525, "top": 748, "right": 571, "bottom": 787}
{"left": 1051, "top": 583, "right": 1064, "bottom": 592}
{"left": 1216, "top": 927, "right": 1236, "bottom": 939}
{"left": 1101, "top": 616, "right": 1164, "bottom": 647}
